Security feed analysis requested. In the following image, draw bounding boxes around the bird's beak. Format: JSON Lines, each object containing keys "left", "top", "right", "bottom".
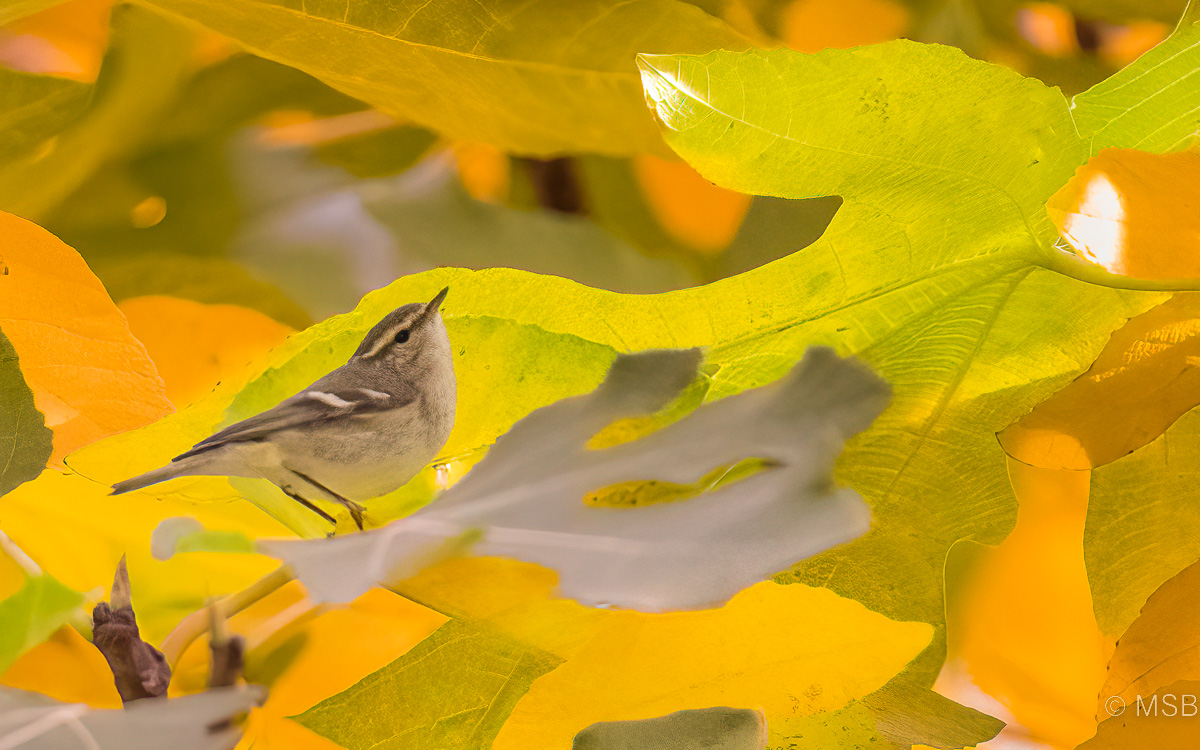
{"left": 417, "top": 287, "right": 449, "bottom": 326}
{"left": 426, "top": 287, "right": 449, "bottom": 313}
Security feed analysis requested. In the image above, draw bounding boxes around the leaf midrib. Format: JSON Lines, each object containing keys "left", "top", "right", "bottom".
{"left": 164, "top": 0, "right": 647, "bottom": 81}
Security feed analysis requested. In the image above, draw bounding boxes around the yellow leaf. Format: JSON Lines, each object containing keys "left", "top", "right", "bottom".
{"left": 1079, "top": 680, "right": 1200, "bottom": 749}
{"left": 0, "top": 211, "right": 173, "bottom": 465}
{"left": 941, "top": 459, "right": 1109, "bottom": 749}
{"left": 397, "top": 557, "right": 932, "bottom": 748}
{"left": 1, "top": 625, "right": 121, "bottom": 709}
{"left": 119, "top": 296, "right": 293, "bottom": 409}
{"left": 780, "top": 0, "right": 909, "bottom": 54}
{"left": 1098, "top": 557, "right": 1200, "bottom": 712}
{"left": 1000, "top": 294, "right": 1200, "bottom": 470}
{"left": 1047, "top": 148, "right": 1200, "bottom": 280}
{"left": 633, "top": 154, "right": 751, "bottom": 254}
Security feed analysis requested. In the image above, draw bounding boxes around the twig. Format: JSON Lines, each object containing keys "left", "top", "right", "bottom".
{"left": 159, "top": 565, "right": 295, "bottom": 668}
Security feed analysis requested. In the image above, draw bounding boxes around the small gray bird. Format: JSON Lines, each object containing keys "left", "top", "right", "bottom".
{"left": 112, "top": 288, "right": 456, "bottom": 531}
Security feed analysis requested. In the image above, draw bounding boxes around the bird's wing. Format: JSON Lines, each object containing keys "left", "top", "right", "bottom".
{"left": 173, "top": 384, "right": 417, "bottom": 461}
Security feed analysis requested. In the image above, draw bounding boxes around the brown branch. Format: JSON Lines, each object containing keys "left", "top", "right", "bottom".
{"left": 91, "top": 556, "right": 171, "bottom": 703}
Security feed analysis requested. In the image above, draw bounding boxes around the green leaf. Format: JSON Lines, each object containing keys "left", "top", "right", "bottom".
{"left": 361, "top": 169, "right": 696, "bottom": 294}
{"left": 1070, "top": 17, "right": 1200, "bottom": 153}
{"left": 293, "top": 618, "right": 561, "bottom": 750}
{"left": 139, "top": 0, "right": 749, "bottom": 156}
{"left": 0, "top": 329, "right": 51, "bottom": 499}
{"left": 1087, "top": 408, "right": 1200, "bottom": 638}
{"left": 769, "top": 679, "right": 1004, "bottom": 749}
{"left": 0, "top": 4, "right": 192, "bottom": 221}
{"left": 573, "top": 707, "right": 765, "bottom": 750}
{"left": 633, "top": 41, "right": 1194, "bottom": 680}
{"left": 316, "top": 124, "right": 437, "bottom": 178}
{"left": 637, "top": 43, "right": 1082, "bottom": 247}
{"left": 0, "top": 570, "right": 83, "bottom": 674}
{"left": 151, "top": 517, "right": 257, "bottom": 560}
{"left": 0, "top": 71, "right": 91, "bottom": 166}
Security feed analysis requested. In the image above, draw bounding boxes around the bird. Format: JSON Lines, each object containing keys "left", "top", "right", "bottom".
{"left": 112, "top": 287, "right": 456, "bottom": 531}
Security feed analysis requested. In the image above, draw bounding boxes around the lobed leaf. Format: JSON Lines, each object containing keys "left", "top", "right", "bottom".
{"left": 633, "top": 20, "right": 1200, "bottom": 678}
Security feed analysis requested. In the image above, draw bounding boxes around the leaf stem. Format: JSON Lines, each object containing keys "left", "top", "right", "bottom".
{"left": 1041, "top": 248, "right": 1200, "bottom": 293}
{"left": 159, "top": 565, "right": 295, "bottom": 668}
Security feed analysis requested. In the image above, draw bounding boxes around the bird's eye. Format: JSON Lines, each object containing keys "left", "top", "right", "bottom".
{"left": 394, "top": 329, "right": 410, "bottom": 344}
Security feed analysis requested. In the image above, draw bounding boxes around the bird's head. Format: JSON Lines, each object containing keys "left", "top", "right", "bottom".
{"left": 352, "top": 287, "right": 452, "bottom": 377}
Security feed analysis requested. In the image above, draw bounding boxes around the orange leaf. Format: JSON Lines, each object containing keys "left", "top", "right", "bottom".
{"left": 1079, "top": 680, "right": 1200, "bottom": 749}
{"left": 0, "top": 0, "right": 112, "bottom": 82}
{"left": 1000, "top": 294, "right": 1200, "bottom": 470}
{"left": 0, "top": 211, "right": 173, "bottom": 465}
{"left": 780, "top": 0, "right": 909, "bottom": 54}
{"left": 1048, "top": 148, "right": 1200, "bottom": 280}
{"left": 1, "top": 625, "right": 122, "bottom": 708}
{"left": 1097, "top": 558, "right": 1200, "bottom": 714}
{"left": 940, "top": 459, "right": 1109, "bottom": 748}
{"left": 633, "top": 155, "right": 751, "bottom": 254}
{"left": 1016, "top": 3, "right": 1079, "bottom": 58}
{"left": 454, "top": 142, "right": 509, "bottom": 203}
{"left": 119, "top": 296, "right": 293, "bottom": 409}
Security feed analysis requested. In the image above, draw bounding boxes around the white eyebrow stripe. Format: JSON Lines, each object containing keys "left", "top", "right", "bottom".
{"left": 361, "top": 339, "right": 391, "bottom": 358}
{"left": 305, "top": 391, "right": 355, "bottom": 408}
{"left": 358, "top": 388, "right": 390, "bottom": 400}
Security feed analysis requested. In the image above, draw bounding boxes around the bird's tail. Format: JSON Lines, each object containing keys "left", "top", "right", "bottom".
{"left": 110, "top": 462, "right": 193, "bottom": 495}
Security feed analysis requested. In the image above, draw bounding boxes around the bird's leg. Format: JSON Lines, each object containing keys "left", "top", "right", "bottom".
{"left": 289, "top": 469, "right": 366, "bottom": 531}
{"left": 279, "top": 484, "right": 338, "bottom": 528}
